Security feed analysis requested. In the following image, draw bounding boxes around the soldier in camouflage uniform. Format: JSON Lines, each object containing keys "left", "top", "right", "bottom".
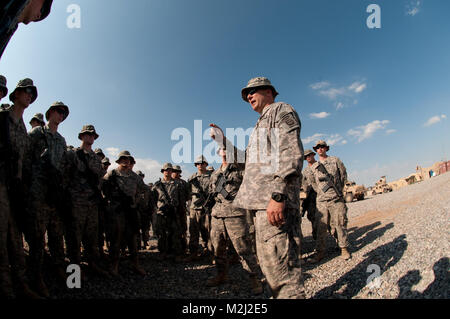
{"left": 205, "top": 142, "right": 263, "bottom": 295}
{"left": 95, "top": 149, "right": 108, "bottom": 259}
{"left": 171, "top": 165, "right": 189, "bottom": 253}
{"left": 0, "top": 78, "right": 41, "bottom": 298}
{"left": 307, "top": 140, "right": 351, "bottom": 262}
{"left": 26, "top": 101, "right": 70, "bottom": 297}
{"left": 136, "top": 170, "right": 153, "bottom": 250}
{"left": 28, "top": 112, "right": 44, "bottom": 130}
{"left": 186, "top": 155, "right": 213, "bottom": 261}
{"left": 65, "top": 125, "right": 109, "bottom": 277}
{"left": 102, "top": 151, "right": 147, "bottom": 276}
{"left": 301, "top": 149, "right": 318, "bottom": 241}
{"left": 153, "top": 163, "right": 184, "bottom": 262}
{"left": 228, "top": 77, "right": 305, "bottom": 299}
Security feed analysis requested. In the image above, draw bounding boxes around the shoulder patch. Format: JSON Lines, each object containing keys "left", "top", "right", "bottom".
{"left": 279, "top": 111, "right": 298, "bottom": 129}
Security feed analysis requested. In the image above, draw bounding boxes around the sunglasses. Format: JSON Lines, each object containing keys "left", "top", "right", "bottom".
{"left": 23, "top": 87, "right": 34, "bottom": 95}
{"left": 55, "top": 108, "right": 66, "bottom": 115}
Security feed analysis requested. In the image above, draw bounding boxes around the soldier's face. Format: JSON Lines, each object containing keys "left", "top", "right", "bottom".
{"left": 247, "top": 88, "right": 273, "bottom": 113}
{"left": 306, "top": 154, "right": 316, "bottom": 164}
{"left": 48, "top": 108, "right": 64, "bottom": 125}
{"left": 30, "top": 119, "right": 41, "bottom": 128}
{"left": 81, "top": 133, "right": 95, "bottom": 146}
{"left": 19, "top": 0, "right": 46, "bottom": 24}
{"left": 14, "top": 90, "right": 33, "bottom": 108}
{"left": 316, "top": 146, "right": 327, "bottom": 156}
{"left": 163, "top": 169, "right": 172, "bottom": 178}
{"left": 171, "top": 172, "right": 180, "bottom": 179}
{"left": 118, "top": 158, "right": 130, "bottom": 169}
{"left": 196, "top": 162, "right": 207, "bottom": 172}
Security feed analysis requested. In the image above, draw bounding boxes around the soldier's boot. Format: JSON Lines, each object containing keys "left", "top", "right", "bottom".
{"left": 340, "top": 247, "right": 351, "bottom": 260}
{"left": 131, "top": 256, "right": 146, "bottom": 276}
{"left": 34, "top": 273, "right": 50, "bottom": 298}
{"left": 16, "top": 281, "right": 44, "bottom": 299}
{"left": 309, "top": 250, "right": 326, "bottom": 264}
{"left": 90, "top": 262, "right": 111, "bottom": 278}
{"left": 110, "top": 259, "right": 120, "bottom": 277}
{"left": 206, "top": 270, "right": 228, "bottom": 287}
{"left": 249, "top": 276, "right": 263, "bottom": 295}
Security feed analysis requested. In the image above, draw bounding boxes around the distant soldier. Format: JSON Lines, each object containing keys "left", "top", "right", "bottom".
{"left": 0, "top": 0, "right": 54, "bottom": 59}
{"left": 97, "top": 155, "right": 110, "bottom": 258}
{"left": 301, "top": 149, "right": 318, "bottom": 241}
{"left": 308, "top": 140, "right": 350, "bottom": 262}
{"left": 228, "top": 77, "right": 305, "bottom": 299}
{"left": 28, "top": 112, "right": 44, "bottom": 130}
{"left": 101, "top": 157, "right": 111, "bottom": 171}
{"left": 205, "top": 136, "right": 263, "bottom": 295}
{"left": 102, "top": 151, "right": 147, "bottom": 276}
{"left": 153, "top": 163, "right": 184, "bottom": 262}
{"left": 65, "top": 125, "right": 109, "bottom": 277}
{"left": 26, "top": 101, "right": 70, "bottom": 297}
{"left": 171, "top": 165, "right": 189, "bottom": 253}
{"left": 0, "top": 78, "right": 41, "bottom": 298}
{"left": 186, "top": 155, "right": 212, "bottom": 261}
{"left": 136, "top": 170, "right": 153, "bottom": 250}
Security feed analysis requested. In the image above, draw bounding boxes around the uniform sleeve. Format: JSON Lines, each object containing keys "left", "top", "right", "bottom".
{"left": 272, "top": 104, "right": 304, "bottom": 195}
{"left": 336, "top": 157, "right": 347, "bottom": 187}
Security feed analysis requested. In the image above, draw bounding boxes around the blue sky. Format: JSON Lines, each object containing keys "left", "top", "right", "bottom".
{"left": 1, "top": 0, "right": 449, "bottom": 185}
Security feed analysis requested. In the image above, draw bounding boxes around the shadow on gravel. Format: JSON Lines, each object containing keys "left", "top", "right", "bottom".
{"left": 397, "top": 257, "right": 449, "bottom": 299}
{"left": 312, "top": 234, "right": 408, "bottom": 299}
{"left": 348, "top": 222, "right": 395, "bottom": 254}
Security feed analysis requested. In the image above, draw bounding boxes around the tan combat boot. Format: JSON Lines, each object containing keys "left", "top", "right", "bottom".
{"left": 340, "top": 247, "right": 351, "bottom": 260}
{"left": 309, "top": 250, "right": 326, "bottom": 264}
{"left": 249, "top": 276, "right": 263, "bottom": 295}
{"left": 206, "top": 271, "right": 228, "bottom": 287}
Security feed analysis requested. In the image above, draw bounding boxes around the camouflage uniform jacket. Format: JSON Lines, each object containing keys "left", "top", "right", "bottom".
{"left": 136, "top": 182, "right": 153, "bottom": 213}
{"left": 233, "top": 102, "right": 304, "bottom": 210}
{"left": 153, "top": 179, "right": 182, "bottom": 213}
{"left": 175, "top": 178, "right": 190, "bottom": 205}
{"left": 209, "top": 163, "right": 246, "bottom": 218}
{"left": 302, "top": 165, "right": 316, "bottom": 196}
{"left": 28, "top": 125, "right": 67, "bottom": 201}
{"left": 0, "top": 107, "right": 31, "bottom": 183}
{"left": 310, "top": 156, "right": 347, "bottom": 202}
{"left": 188, "top": 171, "right": 211, "bottom": 210}
{"left": 103, "top": 169, "right": 146, "bottom": 208}
{"left": 65, "top": 147, "right": 103, "bottom": 205}
{"left": 0, "top": 0, "right": 30, "bottom": 59}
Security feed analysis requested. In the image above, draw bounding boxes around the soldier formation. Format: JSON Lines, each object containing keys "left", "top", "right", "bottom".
{"left": 0, "top": 75, "right": 352, "bottom": 299}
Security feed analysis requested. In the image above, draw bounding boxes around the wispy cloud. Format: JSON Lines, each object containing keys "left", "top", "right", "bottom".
{"left": 423, "top": 114, "right": 446, "bottom": 127}
{"left": 302, "top": 133, "right": 346, "bottom": 146}
{"left": 310, "top": 79, "right": 367, "bottom": 110}
{"left": 105, "top": 147, "right": 120, "bottom": 157}
{"left": 347, "top": 120, "right": 390, "bottom": 143}
{"left": 386, "top": 129, "right": 397, "bottom": 135}
{"left": 309, "top": 112, "right": 330, "bottom": 119}
{"left": 406, "top": 0, "right": 422, "bottom": 16}
{"left": 302, "top": 133, "right": 326, "bottom": 144}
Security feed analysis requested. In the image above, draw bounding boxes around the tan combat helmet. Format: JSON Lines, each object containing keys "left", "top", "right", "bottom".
{"left": 161, "top": 162, "right": 173, "bottom": 172}
{"left": 313, "top": 140, "right": 330, "bottom": 151}
{"left": 115, "top": 150, "right": 133, "bottom": 163}
{"left": 9, "top": 78, "right": 38, "bottom": 103}
{"left": 0, "top": 75, "right": 7, "bottom": 97}
{"left": 172, "top": 165, "right": 182, "bottom": 172}
{"left": 29, "top": 113, "right": 45, "bottom": 126}
{"left": 241, "top": 77, "right": 279, "bottom": 102}
{"left": 78, "top": 124, "right": 99, "bottom": 140}
{"left": 194, "top": 155, "right": 208, "bottom": 166}
{"left": 45, "top": 101, "right": 69, "bottom": 122}
{"left": 102, "top": 157, "right": 111, "bottom": 166}
{"left": 94, "top": 148, "right": 105, "bottom": 159}
{"left": 303, "top": 149, "right": 316, "bottom": 159}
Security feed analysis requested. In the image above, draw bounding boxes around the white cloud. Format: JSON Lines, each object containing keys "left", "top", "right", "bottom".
{"left": 302, "top": 133, "right": 325, "bottom": 144}
{"left": 309, "top": 112, "right": 330, "bottom": 119}
{"left": 423, "top": 114, "right": 447, "bottom": 127}
{"left": 105, "top": 147, "right": 120, "bottom": 157}
{"left": 347, "top": 120, "right": 390, "bottom": 143}
{"left": 326, "top": 134, "right": 344, "bottom": 146}
{"left": 336, "top": 102, "right": 344, "bottom": 110}
{"left": 406, "top": 1, "right": 421, "bottom": 16}
{"left": 348, "top": 81, "right": 367, "bottom": 93}
{"left": 309, "top": 81, "right": 330, "bottom": 90}
{"left": 318, "top": 87, "right": 347, "bottom": 100}
{"left": 386, "top": 129, "right": 397, "bottom": 135}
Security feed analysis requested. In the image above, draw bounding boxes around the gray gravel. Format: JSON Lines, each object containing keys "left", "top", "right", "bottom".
{"left": 44, "top": 173, "right": 449, "bottom": 299}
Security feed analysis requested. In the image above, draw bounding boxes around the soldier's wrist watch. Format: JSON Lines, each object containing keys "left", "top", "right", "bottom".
{"left": 271, "top": 192, "right": 286, "bottom": 203}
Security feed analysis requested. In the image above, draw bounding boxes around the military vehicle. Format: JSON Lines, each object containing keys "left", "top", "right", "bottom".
{"left": 372, "top": 176, "right": 393, "bottom": 195}
{"left": 343, "top": 181, "right": 365, "bottom": 202}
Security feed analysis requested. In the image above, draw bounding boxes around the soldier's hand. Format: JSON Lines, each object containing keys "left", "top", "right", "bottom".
{"left": 209, "top": 123, "right": 224, "bottom": 143}
{"left": 266, "top": 199, "right": 285, "bottom": 227}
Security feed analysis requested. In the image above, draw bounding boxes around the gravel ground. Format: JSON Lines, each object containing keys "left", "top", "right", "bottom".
{"left": 44, "top": 173, "right": 449, "bottom": 299}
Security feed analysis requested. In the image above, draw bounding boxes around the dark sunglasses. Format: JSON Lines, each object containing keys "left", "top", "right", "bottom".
{"left": 55, "top": 108, "right": 66, "bottom": 115}
{"left": 23, "top": 87, "right": 34, "bottom": 94}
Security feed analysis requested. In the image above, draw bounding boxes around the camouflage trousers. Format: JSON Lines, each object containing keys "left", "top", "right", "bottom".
{"left": 139, "top": 210, "right": 152, "bottom": 244}
{"left": 155, "top": 212, "right": 183, "bottom": 255}
{"left": 253, "top": 208, "right": 305, "bottom": 299}
{"left": 108, "top": 208, "right": 139, "bottom": 260}
{"left": 210, "top": 215, "right": 260, "bottom": 278}
{"left": 316, "top": 199, "right": 349, "bottom": 251}
{"left": 188, "top": 208, "right": 211, "bottom": 255}
{"left": 0, "top": 184, "right": 28, "bottom": 297}
{"left": 306, "top": 200, "right": 318, "bottom": 241}
{"left": 26, "top": 200, "right": 65, "bottom": 274}
{"left": 67, "top": 202, "right": 100, "bottom": 265}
